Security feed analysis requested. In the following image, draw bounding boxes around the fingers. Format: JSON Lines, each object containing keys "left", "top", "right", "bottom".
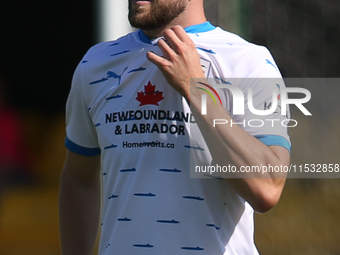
{"left": 148, "top": 32, "right": 180, "bottom": 65}
{"left": 163, "top": 26, "right": 194, "bottom": 54}
{"left": 146, "top": 50, "right": 170, "bottom": 69}
{"left": 168, "top": 25, "right": 192, "bottom": 43}
{"left": 157, "top": 38, "right": 174, "bottom": 59}
{"left": 163, "top": 28, "right": 183, "bottom": 52}
{"left": 146, "top": 25, "right": 195, "bottom": 68}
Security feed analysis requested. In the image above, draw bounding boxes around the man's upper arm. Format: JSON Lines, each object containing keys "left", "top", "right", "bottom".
{"left": 62, "top": 150, "right": 101, "bottom": 183}
{"left": 65, "top": 61, "right": 100, "bottom": 154}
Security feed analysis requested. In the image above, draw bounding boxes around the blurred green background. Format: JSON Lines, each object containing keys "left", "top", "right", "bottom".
{"left": 0, "top": 0, "right": 339, "bottom": 254}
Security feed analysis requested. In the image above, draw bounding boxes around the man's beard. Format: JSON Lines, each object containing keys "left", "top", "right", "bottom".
{"left": 128, "top": 0, "right": 187, "bottom": 31}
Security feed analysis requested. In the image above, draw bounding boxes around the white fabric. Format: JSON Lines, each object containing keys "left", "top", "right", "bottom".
{"left": 65, "top": 23, "right": 290, "bottom": 255}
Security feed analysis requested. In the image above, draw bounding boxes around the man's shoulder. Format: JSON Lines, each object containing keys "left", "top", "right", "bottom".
{"left": 193, "top": 27, "right": 272, "bottom": 62}
{"left": 195, "top": 27, "right": 254, "bottom": 47}
{"left": 82, "top": 31, "right": 139, "bottom": 59}
{"left": 192, "top": 26, "right": 280, "bottom": 77}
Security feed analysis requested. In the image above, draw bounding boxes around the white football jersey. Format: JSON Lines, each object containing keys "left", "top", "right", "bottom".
{"left": 65, "top": 22, "right": 290, "bottom": 255}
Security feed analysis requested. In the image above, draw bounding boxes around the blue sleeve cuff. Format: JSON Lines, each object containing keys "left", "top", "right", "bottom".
{"left": 65, "top": 137, "right": 101, "bottom": 156}
{"left": 255, "top": 135, "right": 291, "bottom": 152}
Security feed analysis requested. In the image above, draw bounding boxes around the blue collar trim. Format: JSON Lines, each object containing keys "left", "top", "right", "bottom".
{"left": 184, "top": 21, "right": 216, "bottom": 34}
{"left": 138, "top": 22, "right": 216, "bottom": 44}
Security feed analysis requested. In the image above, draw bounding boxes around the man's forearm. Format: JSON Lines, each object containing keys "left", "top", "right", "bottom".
{"left": 188, "top": 88, "right": 289, "bottom": 212}
{"left": 189, "top": 88, "right": 285, "bottom": 170}
{"left": 59, "top": 168, "right": 101, "bottom": 255}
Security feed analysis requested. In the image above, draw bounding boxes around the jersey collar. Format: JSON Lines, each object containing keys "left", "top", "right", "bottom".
{"left": 138, "top": 22, "right": 216, "bottom": 44}
{"left": 184, "top": 21, "right": 216, "bottom": 34}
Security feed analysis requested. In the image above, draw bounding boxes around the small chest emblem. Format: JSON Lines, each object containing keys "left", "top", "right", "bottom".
{"left": 136, "top": 81, "right": 164, "bottom": 106}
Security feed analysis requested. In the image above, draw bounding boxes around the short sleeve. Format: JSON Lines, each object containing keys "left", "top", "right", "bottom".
{"left": 65, "top": 62, "right": 101, "bottom": 156}
{"left": 232, "top": 47, "right": 291, "bottom": 152}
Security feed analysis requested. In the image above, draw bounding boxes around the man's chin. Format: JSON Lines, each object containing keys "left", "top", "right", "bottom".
{"left": 129, "top": 15, "right": 160, "bottom": 31}
{"left": 129, "top": 22, "right": 161, "bottom": 31}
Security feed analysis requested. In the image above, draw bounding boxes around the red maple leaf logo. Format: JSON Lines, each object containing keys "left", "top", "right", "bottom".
{"left": 136, "top": 81, "right": 164, "bottom": 106}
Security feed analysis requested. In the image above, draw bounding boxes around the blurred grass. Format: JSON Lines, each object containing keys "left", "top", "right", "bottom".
{"left": 256, "top": 179, "right": 340, "bottom": 255}
{"left": 256, "top": 108, "right": 340, "bottom": 254}
{"left": 0, "top": 184, "right": 60, "bottom": 255}
{"left": 0, "top": 112, "right": 65, "bottom": 255}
